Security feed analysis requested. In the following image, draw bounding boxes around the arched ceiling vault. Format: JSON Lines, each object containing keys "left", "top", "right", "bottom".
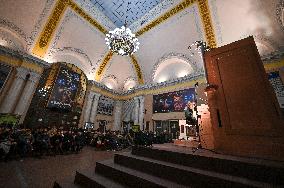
{"left": 0, "top": 0, "right": 283, "bottom": 91}
{"left": 29, "top": 0, "right": 216, "bottom": 90}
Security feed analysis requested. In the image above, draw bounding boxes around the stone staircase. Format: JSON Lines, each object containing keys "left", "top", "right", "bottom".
{"left": 54, "top": 146, "right": 284, "bottom": 188}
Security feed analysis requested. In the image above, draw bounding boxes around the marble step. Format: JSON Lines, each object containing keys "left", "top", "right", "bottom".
{"left": 74, "top": 170, "right": 127, "bottom": 188}
{"left": 115, "top": 153, "right": 276, "bottom": 188}
{"left": 132, "top": 146, "right": 284, "bottom": 185}
{"left": 95, "top": 159, "right": 189, "bottom": 188}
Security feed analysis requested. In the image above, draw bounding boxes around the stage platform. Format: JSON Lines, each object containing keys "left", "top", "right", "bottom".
{"left": 56, "top": 144, "right": 284, "bottom": 188}
{"left": 153, "top": 143, "right": 284, "bottom": 167}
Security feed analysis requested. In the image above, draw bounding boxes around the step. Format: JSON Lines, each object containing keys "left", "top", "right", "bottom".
{"left": 74, "top": 170, "right": 126, "bottom": 188}
{"left": 95, "top": 159, "right": 189, "bottom": 188}
{"left": 115, "top": 153, "right": 276, "bottom": 188}
{"left": 53, "top": 179, "right": 82, "bottom": 188}
{"left": 132, "top": 146, "right": 284, "bottom": 185}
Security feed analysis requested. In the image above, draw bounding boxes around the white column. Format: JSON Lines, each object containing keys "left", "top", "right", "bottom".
{"left": 14, "top": 72, "right": 41, "bottom": 123}
{"left": 113, "top": 100, "right": 123, "bottom": 131}
{"left": 133, "top": 97, "right": 140, "bottom": 126}
{"left": 0, "top": 67, "right": 28, "bottom": 113}
{"left": 138, "top": 96, "right": 145, "bottom": 130}
{"left": 89, "top": 93, "right": 101, "bottom": 123}
{"left": 83, "top": 91, "right": 95, "bottom": 123}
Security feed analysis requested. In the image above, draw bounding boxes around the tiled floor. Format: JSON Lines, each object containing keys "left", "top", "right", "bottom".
{"left": 0, "top": 147, "right": 127, "bottom": 188}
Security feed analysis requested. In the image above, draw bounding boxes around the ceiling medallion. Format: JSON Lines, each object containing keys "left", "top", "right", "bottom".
{"left": 105, "top": 25, "right": 140, "bottom": 56}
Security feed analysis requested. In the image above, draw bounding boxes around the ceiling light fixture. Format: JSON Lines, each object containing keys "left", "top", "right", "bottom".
{"left": 105, "top": 25, "right": 140, "bottom": 56}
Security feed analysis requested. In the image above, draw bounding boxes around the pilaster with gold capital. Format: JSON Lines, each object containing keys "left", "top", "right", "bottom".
{"left": 89, "top": 93, "right": 101, "bottom": 123}
{"left": 0, "top": 67, "right": 29, "bottom": 113}
{"left": 14, "top": 71, "right": 41, "bottom": 123}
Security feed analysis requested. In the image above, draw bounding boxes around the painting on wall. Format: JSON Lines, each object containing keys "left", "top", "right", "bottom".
{"left": 0, "top": 63, "right": 12, "bottom": 92}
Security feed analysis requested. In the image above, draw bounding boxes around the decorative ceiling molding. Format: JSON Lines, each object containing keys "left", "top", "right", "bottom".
{"left": 262, "top": 50, "right": 284, "bottom": 63}
{"left": 90, "top": 72, "right": 205, "bottom": 100}
{"left": 129, "top": 0, "right": 179, "bottom": 32}
{"left": 0, "top": 45, "right": 49, "bottom": 74}
{"left": 32, "top": 0, "right": 69, "bottom": 58}
{"left": 28, "top": 0, "right": 56, "bottom": 50}
{"left": 130, "top": 55, "right": 144, "bottom": 84}
{"left": 31, "top": 0, "right": 109, "bottom": 58}
{"left": 123, "top": 76, "right": 138, "bottom": 92}
{"left": 95, "top": 51, "right": 113, "bottom": 81}
{"left": 151, "top": 52, "right": 198, "bottom": 82}
{"left": 0, "top": 18, "right": 29, "bottom": 51}
{"left": 89, "top": 0, "right": 161, "bottom": 27}
{"left": 73, "top": 0, "right": 116, "bottom": 30}
{"left": 0, "top": 34, "right": 24, "bottom": 51}
{"left": 48, "top": 46, "right": 92, "bottom": 66}
{"left": 208, "top": 0, "right": 222, "bottom": 45}
{"left": 254, "top": 34, "right": 278, "bottom": 54}
{"left": 47, "top": 8, "right": 74, "bottom": 57}
{"left": 134, "top": 0, "right": 217, "bottom": 48}
{"left": 124, "top": 76, "right": 138, "bottom": 84}
{"left": 197, "top": 0, "right": 217, "bottom": 48}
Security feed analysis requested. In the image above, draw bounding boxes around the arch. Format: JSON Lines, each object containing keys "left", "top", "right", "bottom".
{"left": 253, "top": 34, "right": 277, "bottom": 55}
{"left": 101, "top": 74, "right": 119, "bottom": 90}
{"left": 151, "top": 53, "right": 198, "bottom": 82}
{"left": 0, "top": 18, "right": 29, "bottom": 51}
{"left": 47, "top": 47, "right": 93, "bottom": 79}
{"left": 123, "top": 76, "right": 138, "bottom": 91}
{"left": 48, "top": 47, "right": 93, "bottom": 66}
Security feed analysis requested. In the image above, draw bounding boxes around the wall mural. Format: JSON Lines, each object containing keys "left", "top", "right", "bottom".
{"left": 97, "top": 95, "right": 114, "bottom": 116}
{"left": 0, "top": 63, "right": 12, "bottom": 92}
{"left": 153, "top": 88, "right": 195, "bottom": 113}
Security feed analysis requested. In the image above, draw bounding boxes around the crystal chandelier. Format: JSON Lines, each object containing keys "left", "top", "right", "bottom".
{"left": 105, "top": 26, "right": 140, "bottom": 56}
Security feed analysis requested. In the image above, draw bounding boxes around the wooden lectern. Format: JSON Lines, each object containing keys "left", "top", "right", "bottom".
{"left": 204, "top": 36, "right": 284, "bottom": 161}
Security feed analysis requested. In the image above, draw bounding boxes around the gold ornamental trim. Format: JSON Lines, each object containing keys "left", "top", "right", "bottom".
{"left": 32, "top": 0, "right": 69, "bottom": 58}
{"left": 0, "top": 54, "right": 44, "bottom": 73}
{"left": 0, "top": 54, "right": 21, "bottom": 67}
{"left": 130, "top": 55, "right": 144, "bottom": 84}
{"left": 68, "top": 1, "right": 108, "bottom": 34}
{"left": 32, "top": 0, "right": 108, "bottom": 58}
{"left": 21, "top": 61, "right": 44, "bottom": 74}
{"left": 197, "top": 0, "right": 217, "bottom": 48}
{"left": 135, "top": 0, "right": 217, "bottom": 48}
{"left": 135, "top": 0, "right": 196, "bottom": 37}
{"left": 264, "top": 58, "right": 284, "bottom": 71}
{"left": 91, "top": 77, "right": 206, "bottom": 100}
{"left": 95, "top": 51, "right": 113, "bottom": 81}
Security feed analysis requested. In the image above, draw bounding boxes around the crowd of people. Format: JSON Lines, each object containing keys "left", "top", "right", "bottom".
{"left": 0, "top": 126, "right": 85, "bottom": 162}
{"left": 0, "top": 126, "right": 173, "bottom": 162}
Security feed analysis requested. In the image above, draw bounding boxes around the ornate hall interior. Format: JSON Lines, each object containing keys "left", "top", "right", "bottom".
{"left": 0, "top": 0, "right": 284, "bottom": 187}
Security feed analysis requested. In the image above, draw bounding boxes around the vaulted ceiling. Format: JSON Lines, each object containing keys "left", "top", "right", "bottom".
{"left": 90, "top": 0, "right": 161, "bottom": 27}
{"left": 0, "top": 0, "right": 283, "bottom": 92}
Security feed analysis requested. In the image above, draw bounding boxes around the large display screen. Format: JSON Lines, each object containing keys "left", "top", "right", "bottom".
{"left": 153, "top": 88, "right": 195, "bottom": 113}
{"left": 47, "top": 66, "right": 81, "bottom": 110}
